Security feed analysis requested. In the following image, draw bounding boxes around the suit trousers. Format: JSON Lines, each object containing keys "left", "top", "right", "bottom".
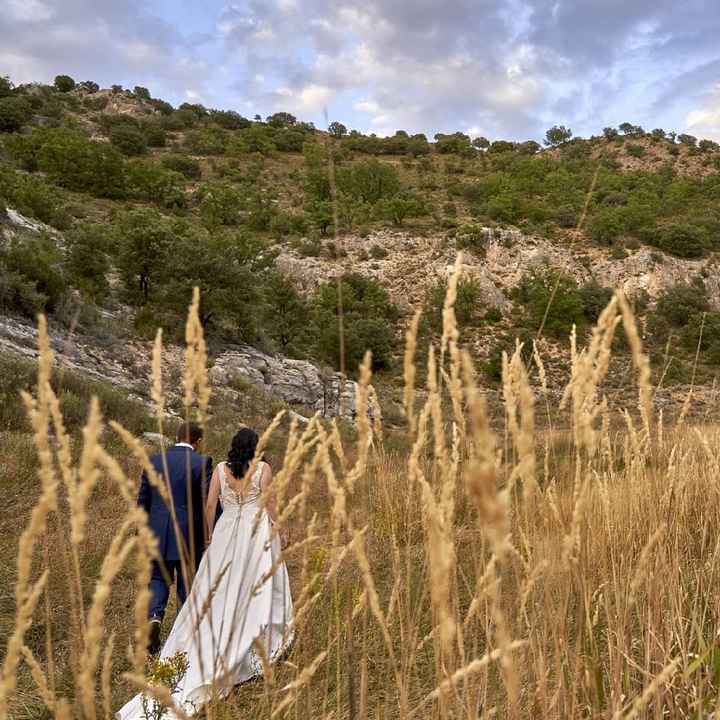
{"left": 148, "top": 558, "right": 188, "bottom": 620}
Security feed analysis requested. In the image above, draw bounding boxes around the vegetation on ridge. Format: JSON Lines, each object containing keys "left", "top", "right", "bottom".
{"left": 2, "top": 73, "right": 720, "bottom": 384}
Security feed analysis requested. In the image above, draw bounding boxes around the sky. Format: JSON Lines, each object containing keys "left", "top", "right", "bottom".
{"left": 2, "top": 0, "right": 720, "bottom": 142}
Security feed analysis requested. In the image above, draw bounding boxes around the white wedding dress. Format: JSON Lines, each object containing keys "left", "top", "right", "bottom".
{"left": 118, "top": 461, "right": 294, "bottom": 719}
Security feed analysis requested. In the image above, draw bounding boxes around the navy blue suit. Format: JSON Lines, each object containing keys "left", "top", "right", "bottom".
{"left": 137, "top": 444, "right": 213, "bottom": 620}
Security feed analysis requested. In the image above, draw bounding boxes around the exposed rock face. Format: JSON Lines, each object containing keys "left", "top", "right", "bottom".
{"left": 1, "top": 208, "right": 62, "bottom": 243}
{"left": 209, "top": 348, "right": 359, "bottom": 418}
{"left": 277, "top": 227, "right": 720, "bottom": 309}
{"left": 0, "top": 314, "right": 360, "bottom": 420}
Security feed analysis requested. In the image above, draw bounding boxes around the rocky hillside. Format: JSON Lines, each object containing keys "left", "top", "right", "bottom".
{"left": 2, "top": 74, "right": 720, "bottom": 419}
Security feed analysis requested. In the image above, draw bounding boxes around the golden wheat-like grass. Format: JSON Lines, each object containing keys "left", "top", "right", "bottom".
{"left": 6, "top": 270, "right": 720, "bottom": 720}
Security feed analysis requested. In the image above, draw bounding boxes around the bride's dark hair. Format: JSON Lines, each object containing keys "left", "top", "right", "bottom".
{"left": 227, "top": 427, "right": 259, "bottom": 479}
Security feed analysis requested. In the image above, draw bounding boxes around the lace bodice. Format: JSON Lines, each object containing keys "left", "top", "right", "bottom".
{"left": 219, "top": 461, "right": 264, "bottom": 511}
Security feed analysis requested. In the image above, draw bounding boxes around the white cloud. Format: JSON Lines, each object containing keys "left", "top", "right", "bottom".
{"left": 6, "top": 0, "right": 54, "bottom": 22}
{"left": 684, "top": 84, "right": 720, "bottom": 141}
{"left": 354, "top": 99, "right": 380, "bottom": 114}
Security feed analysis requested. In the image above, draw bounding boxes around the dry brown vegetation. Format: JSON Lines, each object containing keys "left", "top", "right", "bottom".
{"left": 3, "top": 258, "right": 720, "bottom": 720}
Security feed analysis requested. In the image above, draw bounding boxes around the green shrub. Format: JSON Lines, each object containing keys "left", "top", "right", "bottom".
{"left": 161, "top": 154, "right": 202, "bottom": 180}
{"left": 196, "top": 182, "right": 242, "bottom": 228}
{"left": 0, "top": 96, "right": 32, "bottom": 132}
{"left": 369, "top": 244, "right": 388, "bottom": 259}
{"left": 514, "top": 267, "right": 585, "bottom": 338}
{"left": 6, "top": 173, "right": 71, "bottom": 229}
{"left": 269, "top": 211, "right": 307, "bottom": 237}
{"left": 312, "top": 273, "right": 398, "bottom": 372}
{"left": 115, "top": 208, "right": 175, "bottom": 302}
{"left": 653, "top": 281, "right": 709, "bottom": 328}
{"left": 210, "top": 110, "right": 250, "bottom": 130}
{"left": 589, "top": 207, "right": 624, "bottom": 246}
{"left": 0, "top": 234, "right": 67, "bottom": 312}
{"left": 66, "top": 224, "right": 111, "bottom": 301}
{"left": 36, "top": 128, "right": 126, "bottom": 198}
{"left": 337, "top": 159, "right": 401, "bottom": 203}
{"left": 555, "top": 205, "right": 578, "bottom": 228}
{"left": 53, "top": 75, "right": 76, "bottom": 93}
{"left": 423, "top": 276, "right": 483, "bottom": 334}
{"left": 110, "top": 125, "right": 147, "bottom": 156}
{"left": 653, "top": 223, "right": 709, "bottom": 258}
{"left": 184, "top": 128, "right": 227, "bottom": 155}
{"left": 578, "top": 281, "right": 613, "bottom": 323}
{"left": 625, "top": 143, "right": 646, "bottom": 158}
{"left": 262, "top": 272, "right": 310, "bottom": 353}
{"left": 0, "top": 270, "right": 47, "bottom": 318}
{"left": 455, "top": 223, "right": 488, "bottom": 252}
{"left": 142, "top": 122, "right": 167, "bottom": 148}
{"left": 126, "top": 159, "right": 186, "bottom": 209}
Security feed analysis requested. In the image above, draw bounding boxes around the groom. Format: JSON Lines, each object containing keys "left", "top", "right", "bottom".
{"left": 137, "top": 421, "right": 213, "bottom": 654}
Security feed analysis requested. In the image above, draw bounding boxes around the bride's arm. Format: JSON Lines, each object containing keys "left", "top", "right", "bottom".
{"left": 260, "top": 462, "right": 288, "bottom": 548}
{"left": 205, "top": 466, "right": 222, "bottom": 540}
{"left": 259, "top": 462, "right": 277, "bottom": 522}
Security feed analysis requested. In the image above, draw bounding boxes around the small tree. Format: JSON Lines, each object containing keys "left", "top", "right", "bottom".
{"left": 699, "top": 139, "right": 720, "bottom": 153}
{"left": 110, "top": 125, "right": 147, "bottom": 156}
{"left": 515, "top": 267, "right": 585, "bottom": 338}
{"left": 78, "top": 80, "right": 99, "bottom": 94}
{"left": 328, "top": 121, "right": 347, "bottom": 138}
{"left": 133, "top": 85, "right": 151, "bottom": 100}
{"left": 54, "top": 75, "right": 76, "bottom": 93}
{"left": 544, "top": 125, "right": 573, "bottom": 147}
{"left": 115, "top": 208, "right": 174, "bottom": 302}
{"left": 619, "top": 122, "right": 644, "bottom": 136}
{"left": 472, "top": 136, "right": 490, "bottom": 151}
{"left": 677, "top": 133, "right": 698, "bottom": 148}
{"left": 266, "top": 111, "right": 297, "bottom": 128}
{"left": 0, "top": 76, "right": 14, "bottom": 98}
{"left": 603, "top": 127, "right": 619, "bottom": 140}
{"left": 263, "top": 272, "right": 310, "bottom": 352}
{"left": 0, "top": 97, "right": 32, "bottom": 133}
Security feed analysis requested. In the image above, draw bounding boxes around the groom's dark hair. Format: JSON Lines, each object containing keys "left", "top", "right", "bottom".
{"left": 176, "top": 422, "right": 204, "bottom": 445}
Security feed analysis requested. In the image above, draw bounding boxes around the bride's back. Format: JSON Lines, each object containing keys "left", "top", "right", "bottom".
{"left": 219, "top": 460, "right": 264, "bottom": 511}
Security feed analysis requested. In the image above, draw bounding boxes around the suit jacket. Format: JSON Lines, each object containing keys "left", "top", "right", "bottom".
{"left": 137, "top": 444, "right": 213, "bottom": 568}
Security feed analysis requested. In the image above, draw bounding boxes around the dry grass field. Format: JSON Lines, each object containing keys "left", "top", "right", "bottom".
{"left": 2, "top": 266, "right": 720, "bottom": 720}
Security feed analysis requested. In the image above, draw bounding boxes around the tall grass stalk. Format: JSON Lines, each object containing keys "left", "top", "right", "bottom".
{"left": 3, "top": 263, "right": 720, "bottom": 719}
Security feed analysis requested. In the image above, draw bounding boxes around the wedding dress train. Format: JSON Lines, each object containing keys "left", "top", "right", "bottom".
{"left": 117, "top": 461, "right": 293, "bottom": 718}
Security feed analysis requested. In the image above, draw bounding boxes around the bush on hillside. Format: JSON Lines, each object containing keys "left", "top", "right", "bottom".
{"left": 7, "top": 173, "right": 71, "bottom": 229}
{"left": 210, "top": 110, "right": 250, "bottom": 130}
{"left": 312, "top": 274, "right": 398, "bottom": 372}
{"left": 110, "top": 124, "right": 147, "bottom": 156}
{"left": 161, "top": 154, "right": 202, "bottom": 179}
{"left": 184, "top": 128, "right": 228, "bottom": 155}
{"left": 142, "top": 121, "right": 167, "bottom": 148}
{"left": 514, "top": 267, "right": 585, "bottom": 338}
{"left": 66, "top": 224, "right": 111, "bottom": 301}
{"left": 337, "top": 159, "right": 401, "bottom": 203}
{"left": 53, "top": 75, "right": 76, "bottom": 93}
{"left": 126, "top": 159, "right": 186, "bottom": 209}
{"left": 114, "top": 208, "right": 175, "bottom": 303}
{"left": 578, "top": 281, "right": 614, "bottom": 322}
{"left": 0, "top": 233, "right": 67, "bottom": 313}
{"left": 653, "top": 281, "right": 709, "bottom": 328}
{"left": 653, "top": 223, "right": 709, "bottom": 258}
{"left": 0, "top": 96, "right": 32, "bottom": 132}
{"left": 262, "top": 271, "right": 311, "bottom": 353}
{"left": 36, "top": 128, "right": 126, "bottom": 198}
{"left": 455, "top": 223, "right": 489, "bottom": 252}
{"left": 589, "top": 207, "right": 624, "bottom": 246}
{"left": 196, "top": 182, "right": 243, "bottom": 228}
{"left": 423, "top": 276, "right": 483, "bottom": 334}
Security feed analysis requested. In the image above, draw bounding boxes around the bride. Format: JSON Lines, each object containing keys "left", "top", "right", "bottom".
{"left": 118, "top": 428, "right": 294, "bottom": 719}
